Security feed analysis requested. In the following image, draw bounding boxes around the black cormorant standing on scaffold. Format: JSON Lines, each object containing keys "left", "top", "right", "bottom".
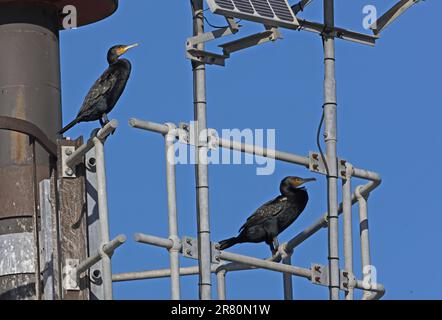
{"left": 219, "top": 176, "right": 316, "bottom": 253}
{"left": 59, "top": 43, "right": 138, "bottom": 134}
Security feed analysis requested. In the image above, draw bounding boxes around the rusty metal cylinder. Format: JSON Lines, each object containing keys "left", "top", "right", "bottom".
{"left": 0, "top": 2, "right": 61, "bottom": 300}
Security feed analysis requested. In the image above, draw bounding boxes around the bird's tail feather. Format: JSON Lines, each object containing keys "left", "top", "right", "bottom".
{"left": 219, "top": 237, "right": 240, "bottom": 250}
{"left": 58, "top": 118, "right": 79, "bottom": 135}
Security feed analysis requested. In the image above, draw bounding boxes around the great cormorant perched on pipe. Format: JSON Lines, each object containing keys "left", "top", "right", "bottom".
{"left": 59, "top": 44, "right": 138, "bottom": 134}
{"left": 219, "top": 177, "right": 316, "bottom": 252}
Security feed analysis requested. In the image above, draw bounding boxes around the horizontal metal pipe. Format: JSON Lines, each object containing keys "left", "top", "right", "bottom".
{"left": 220, "top": 251, "right": 311, "bottom": 279}
{"left": 112, "top": 265, "right": 220, "bottom": 282}
{"left": 128, "top": 119, "right": 382, "bottom": 184}
{"left": 76, "top": 234, "right": 126, "bottom": 275}
{"left": 218, "top": 138, "right": 310, "bottom": 167}
{"left": 355, "top": 280, "right": 385, "bottom": 300}
{"left": 66, "top": 119, "right": 119, "bottom": 168}
{"left": 113, "top": 266, "right": 198, "bottom": 282}
{"left": 134, "top": 233, "right": 175, "bottom": 249}
{"left": 113, "top": 261, "right": 384, "bottom": 299}
{"left": 352, "top": 167, "right": 381, "bottom": 182}
{"left": 129, "top": 118, "right": 169, "bottom": 135}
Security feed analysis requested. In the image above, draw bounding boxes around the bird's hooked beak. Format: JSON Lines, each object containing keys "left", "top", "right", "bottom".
{"left": 119, "top": 43, "right": 139, "bottom": 56}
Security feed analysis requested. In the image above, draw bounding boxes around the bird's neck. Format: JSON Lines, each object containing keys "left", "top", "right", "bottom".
{"left": 108, "top": 57, "right": 119, "bottom": 65}
{"left": 280, "top": 185, "right": 298, "bottom": 197}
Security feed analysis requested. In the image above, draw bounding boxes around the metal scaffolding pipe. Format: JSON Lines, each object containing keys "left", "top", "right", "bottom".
{"left": 66, "top": 120, "right": 118, "bottom": 169}
{"left": 323, "top": 0, "right": 340, "bottom": 300}
{"left": 217, "top": 138, "right": 310, "bottom": 167}
{"left": 342, "top": 164, "right": 354, "bottom": 300}
{"left": 216, "top": 269, "right": 227, "bottom": 300}
{"left": 75, "top": 235, "right": 126, "bottom": 276}
{"left": 93, "top": 136, "right": 113, "bottom": 300}
{"left": 134, "top": 233, "right": 174, "bottom": 249}
{"left": 282, "top": 255, "right": 294, "bottom": 300}
{"left": 129, "top": 118, "right": 169, "bottom": 135}
{"left": 356, "top": 185, "right": 373, "bottom": 300}
{"left": 355, "top": 280, "right": 385, "bottom": 300}
{"left": 220, "top": 251, "right": 312, "bottom": 279}
{"left": 112, "top": 265, "right": 220, "bottom": 282}
{"left": 192, "top": 0, "right": 212, "bottom": 300}
{"left": 128, "top": 233, "right": 387, "bottom": 299}
{"left": 164, "top": 124, "right": 181, "bottom": 300}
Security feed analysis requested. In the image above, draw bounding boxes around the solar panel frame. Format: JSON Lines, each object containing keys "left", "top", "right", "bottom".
{"left": 207, "top": 0, "right": 299, "bottom": 29}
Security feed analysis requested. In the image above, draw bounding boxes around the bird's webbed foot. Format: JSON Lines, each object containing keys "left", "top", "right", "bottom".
{"left": 270, "top": 237, "right": 280, "bottom": 256}
{"left": 102, "top": 113, "right": 110, "bottom": 125}
{"left": 100, "top": 114, "right": 116, "bottom": 135}
{"left": 90, "top": 128, "right": 101, "bottom": 139}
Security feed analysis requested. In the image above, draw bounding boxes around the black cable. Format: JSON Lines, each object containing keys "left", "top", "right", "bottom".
{"left": 203, "top": 16, "right": 230, "bottom": 29}
{"left": 316, "top": 108, "right": 330, "bottom": 177}
{"left": 190, "top": 0, "right": 240, "bottom": 29}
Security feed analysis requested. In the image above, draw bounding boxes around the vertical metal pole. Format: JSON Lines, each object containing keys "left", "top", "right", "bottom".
{"left": 216, "top": 269, "right": 227, "bottom": 300}
{"left": 356, "top": 186, "right": 372, "bottom": 299}
{"left": 165, "top": 124, "right": 181, "bottom": 300}
{"left": 323, "top": 0, "right": 340, "bottom": 300}
{"left": 342, "top": 164, "right": 354, "bottom": 300}
{"left": 85, "top": 149, "right": 104, "bottom": 300}
{"left": 93, "top": 138, "right": 113, "bottom": 300}
{"left": 191, "top": 0, "right": 212, "bottom": 300}
{"left": 282, "top": 256, "right": 293, "bottom": 300}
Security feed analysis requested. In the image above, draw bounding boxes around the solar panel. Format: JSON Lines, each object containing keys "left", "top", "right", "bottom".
{"left": 207, "top": 0, "right": 299, "bottom": 29}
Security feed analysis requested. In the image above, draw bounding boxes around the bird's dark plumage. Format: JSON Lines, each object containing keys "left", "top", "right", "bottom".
{"left": 59, "top": 44, "right": 138, "bottom": 134}
{"left": 219, "top": 176, "right": 315, "bottom": 252}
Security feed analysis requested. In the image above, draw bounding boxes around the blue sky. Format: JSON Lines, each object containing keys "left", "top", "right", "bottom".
{"left": 60, "top": 0, "right": 441, "bottom": 300}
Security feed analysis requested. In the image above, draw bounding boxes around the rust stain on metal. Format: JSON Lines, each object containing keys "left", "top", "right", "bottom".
{"left": 57, "top": 138, "right": 89, "bottom": 300}
{"left": 10, "top": 87, "right": 27, "bottom": 164}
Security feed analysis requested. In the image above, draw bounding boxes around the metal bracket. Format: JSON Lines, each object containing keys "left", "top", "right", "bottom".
{"left": 220, "top": 27, "right": 282, "bottom": 56}
{"left": 311, "top": 263, "right": 329, "bottom": 287}
{"left": 186, "top": 22, "right": 283, "bottom": 66}
{"left": 182, "top": 236, "right": 221, "bottom": 264}
{"left": 178, "top": 122, "right": 218, "bottom": 151}
{"left": 61, "top": 146, "right": 77, "bottom": 178}
{"left": 340, "top": 269, "right": 355, "bottom": 292}
{"left": 311, "top": 263, "right": 354, "bottom": 291}
{"left": 186, "top": 48, "right": 229, "bottom": 66}
{"left": 186, "top": 23, "right": 237, "bottom": 66}
{"left": 63, "top": 259, "right": 80, "bottom": 291}
{"left": 309, "top": 151, "right": 347, "bottom": 179}
{"left": 178, "top": 122, "right": 193, "bottom": 146}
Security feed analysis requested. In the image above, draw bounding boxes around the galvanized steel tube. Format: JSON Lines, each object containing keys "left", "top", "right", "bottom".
{"left": 323, "top": 0, "right": 340, "bottom": 299}
{"left": 129, "top": 118, "right": 169, "bottom": 135}
{"left": 217, "top": 138, "right": 310, "bottom": 167}
{"left": 75, "top": 235, "right": 126, "bottom": 276}
{"left": 192, "top": 0, "right": 212, "bottom": 300}
{"left": 216, "top": 269, "right": 227, "bottom": 300}
{"left": 66, "top": 120, "right": 118, "bottom": 168}
{"left": 282, "top": 255, "right": 294, "bottom": 300}
{"left": 113, "top": 265, "right": 220, "bottom": 283}
{"left": 134, "top": 233, "right": 174, "bottom": 249}
{"left": 342, "top": 164, "right": 354, "bottom": 300}
{"left": 356, "top": 186, "right": 373, "bottom": 300}
{"left": 164, "top": 124, "right": 181, "bottom": 300}
{"left": 93, "top": 137, "right": 113, "bottom": 300}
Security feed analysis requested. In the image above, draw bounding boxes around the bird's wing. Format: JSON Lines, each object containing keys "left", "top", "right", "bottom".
{"left": 77, "top": 67, "right": 118, "bottom": 117}
{"left": 239, "top": 196, "right": 288, "bottom": 232}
